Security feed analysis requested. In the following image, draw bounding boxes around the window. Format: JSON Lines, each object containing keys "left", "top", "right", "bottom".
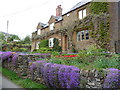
{"left": 79, "top": 10, "right": 82, "bottom": 19}
{"left": 86, "top": 30, "right": 89, "bottom": 40}
{"left": 49, "top": 38, "right": 54, "bottom": 47}
{"left": 77, "top": 30, "right": 89, "bottom": 41}
{"left": 50, "top": 23, "right": 54, "bottom": 31}
{"left": 81, "top": 31, "right": 84, "bottom": 40}
{"left": 78, "top": 9, "right": 87, "bottom": 19}
{"left": 36, "top": 42, "right": 40, "bottom": 49}
{"left": 77, "top": 32, "right": 81, "bottom": 41}
{"left": 37, "top": 29, "right": 41, "bottom": 35}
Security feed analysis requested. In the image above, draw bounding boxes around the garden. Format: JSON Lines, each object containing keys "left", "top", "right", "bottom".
{"left": 0, "top": 44, "right": 120, "bottom": 88}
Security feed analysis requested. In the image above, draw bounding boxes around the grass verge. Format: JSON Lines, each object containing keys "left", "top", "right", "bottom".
{"left": 1, "top": 67, "right": 47, "bottom": 88}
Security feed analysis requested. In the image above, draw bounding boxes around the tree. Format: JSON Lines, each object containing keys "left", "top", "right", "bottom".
{"left": 9, "top": 35, "right": 20, "bottom": 41}
{"left": 0, "top": 32, "right": 5, "bottom": 42}
{"left": 23, "top": 35, "right": 31, "bottom": 44}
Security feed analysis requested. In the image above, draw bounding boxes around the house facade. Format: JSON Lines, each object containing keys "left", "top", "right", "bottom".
{"left": 31, "top": 0, "right": 120, "bottom": 53}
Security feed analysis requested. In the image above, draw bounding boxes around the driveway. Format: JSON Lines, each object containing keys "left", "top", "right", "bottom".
{"left": 0, "top": 73, "right": 25, "bottom": 90}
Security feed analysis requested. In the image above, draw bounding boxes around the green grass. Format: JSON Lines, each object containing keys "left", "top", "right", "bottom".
{"left": 1, "top": 67, "right": 47, "bottom": 88}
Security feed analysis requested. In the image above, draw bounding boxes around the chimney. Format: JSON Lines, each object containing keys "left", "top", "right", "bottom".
{"left": 56, "top": 5, "right": 62, "bottom": 16}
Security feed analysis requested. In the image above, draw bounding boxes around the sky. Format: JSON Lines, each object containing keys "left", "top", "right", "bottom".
{"left": 0, "top": 0, "right": 84, "bottom": 39}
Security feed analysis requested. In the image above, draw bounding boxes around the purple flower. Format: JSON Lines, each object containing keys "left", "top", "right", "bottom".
{"left": 12, "top": 54, "right": 18, "bottom": 65}
{"left": 1, "top": 52, "right": 13, "bottom": 60}
{"left": 103, "top": 68, "right": 120, "bottom": 88}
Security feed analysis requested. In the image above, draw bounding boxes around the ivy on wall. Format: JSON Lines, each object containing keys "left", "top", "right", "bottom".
{"left": 33, "top": 2, "right": 110, "bottom": 51}
{"left": 89, "top": 2, "right": 109, "bottom": 14}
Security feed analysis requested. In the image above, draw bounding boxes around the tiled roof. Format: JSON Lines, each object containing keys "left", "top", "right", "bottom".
{"left": 70, "top": 0, "right": 92, "bottom": 11}
{"left": 63, "top": 0, "right": 92, "bottom": 15}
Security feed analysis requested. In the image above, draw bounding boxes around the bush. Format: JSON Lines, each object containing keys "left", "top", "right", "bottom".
{"left": 52, "top": 38, "right": 62, "bottom": 52}
{"left": 12, "top": 47, "right": 28, "bottom": 52}
{"left": 30, "top": 61, "right": 80, "bottom": 88}
{"left": 33, "top": 47, "right": 52, "bottom": 53}
{"left": 39, "top": 40, "right": 48, "bottom": 48}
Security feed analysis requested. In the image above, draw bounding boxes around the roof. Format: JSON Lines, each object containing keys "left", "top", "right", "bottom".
{"left": 52, "top": 15, "right": 62, "bottom": 21}
{"left": 63, "top": 0, "right": 92, "bottom": 15}
{"left": 38, "top": 22, "right": 46, "bottom": 27}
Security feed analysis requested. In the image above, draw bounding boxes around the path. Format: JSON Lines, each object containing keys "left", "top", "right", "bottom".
{"left": 0, "top": 73, "right": 25, "bottom": 89}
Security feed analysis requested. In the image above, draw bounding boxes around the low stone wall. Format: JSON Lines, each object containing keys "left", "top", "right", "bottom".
{"left": 2, "top": 54, "right": 51, "bottom": 78}
{"left": 2, "top": 54, "right": 119, "bottom": 88}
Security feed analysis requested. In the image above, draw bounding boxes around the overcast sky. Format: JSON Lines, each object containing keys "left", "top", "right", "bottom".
{"left": 0, "top": 0, "right": 84, "bottom": 39}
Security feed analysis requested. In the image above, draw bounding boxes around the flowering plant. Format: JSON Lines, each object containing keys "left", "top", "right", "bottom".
{"left": 103, "top": 68, "right": 120, "bottom": 88}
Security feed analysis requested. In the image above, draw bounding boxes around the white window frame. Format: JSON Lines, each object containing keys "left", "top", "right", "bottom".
{"left": 36, "top": 42, "right": 40, "bottom": 49}
{"left": 50, "top": 23, "right": 54, "bottom": 31}
{"left": 49, "top": 38, "right": 54, "bottom": 47}
{"left": 83, "top": 9, "right": 86, "bottom": 18}
{"left": 79, "top": 8, "right": 87, "bottom": 19}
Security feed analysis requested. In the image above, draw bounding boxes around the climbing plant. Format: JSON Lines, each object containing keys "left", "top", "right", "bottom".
{"left": 52, "top": 38, "right": 62, "bottom": 52}
{"left": 89, "top": 1, "right": 109, "bottom": 14}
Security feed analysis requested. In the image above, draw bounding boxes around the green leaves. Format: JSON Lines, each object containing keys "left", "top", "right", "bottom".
{"left": 89, "top": 2, "right": 108, "bottom": 14}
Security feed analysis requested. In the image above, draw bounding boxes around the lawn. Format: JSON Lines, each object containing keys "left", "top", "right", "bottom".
{"left": 1, "top": 67, "right": 47, "bottom": 88}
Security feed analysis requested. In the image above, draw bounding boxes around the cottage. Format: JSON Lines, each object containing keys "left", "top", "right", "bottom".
{"left": 31, "top": 0, "right": 120, "bottom": 53}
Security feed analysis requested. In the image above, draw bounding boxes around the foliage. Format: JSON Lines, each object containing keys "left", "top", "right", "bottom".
{"left": 12, "top": 47, "right": 28, "bottom": 52}
{"left": 39, "top": 39, "right": 48, "bottom": 48}
{"left": 93, "top": 55, "right": 120, "bottom": 70}
{"left": 52, "top": 38, "right": 62, "bottom": 52}
{"left": 0, "top": 32, "right": 5, "bottom": 42}
{"left": 2, "top": 67, "right": 47, "bottom": 88}
{"left": 89, "top": 2, "right": 109, "bottom": 14}
{"left": 23, "top": 35, "right": 31, "bottom": 44}
{"left": 33, "top": 47, "right": 52, "bottom": 54}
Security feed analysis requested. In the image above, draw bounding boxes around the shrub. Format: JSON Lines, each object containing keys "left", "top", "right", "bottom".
{"left": 103, "top": 68, "right": 120, "bottom": 88}
{"left": 29, "top": 61, "right": 80, "bottom": 88}
{"left": 33, "top": 47, "right": 52, "bottom": 54}
{"left": 39, "top": 39, "right": 48, "bottom": 48}
{"left": 52, "top": 38, "right": 62, "bottom": 52}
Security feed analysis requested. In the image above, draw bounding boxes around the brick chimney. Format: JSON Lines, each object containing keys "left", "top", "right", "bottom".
{"left": 56, "top": 5, "right": 62, "bottom": 16}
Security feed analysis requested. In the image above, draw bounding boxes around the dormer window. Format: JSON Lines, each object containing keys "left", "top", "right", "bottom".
{"left": 78, "top": 8, "right": 87, "bottom": 19}
{"left": 50, "top": 23, "right": 54, "bottom": 31}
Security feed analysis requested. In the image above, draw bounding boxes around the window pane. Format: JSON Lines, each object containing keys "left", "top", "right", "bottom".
{"left": 83, "top": 9, "right": 86, "bottom": 18}
{"left": 86, "top": 30, "right": 89, "bottom": 40}
{"left": 81, "top": 31, "right": 84, "bottom": 40}
{"left": 49, "top": 38, "right": 54, "bottom": 47}
{"left": 79, "top": 10, "right": 82, "bottom": 19}
{"left": 36, "top": 42, "right": 40, "bottom": 49}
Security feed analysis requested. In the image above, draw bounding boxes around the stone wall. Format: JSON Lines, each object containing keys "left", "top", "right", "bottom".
{"left": 2, "top": 54, "right": 119, "bottom": 88}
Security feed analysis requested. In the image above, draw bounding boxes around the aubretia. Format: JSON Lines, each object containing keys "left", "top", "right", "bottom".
{"left": 12, "top": 54, "right": 19, "bottom": 65}
{"left": 1, "top": 51, "right": 13, "bottom": 60}
{"left": 103, "top": 68, "right": 120, "bottom": 88}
